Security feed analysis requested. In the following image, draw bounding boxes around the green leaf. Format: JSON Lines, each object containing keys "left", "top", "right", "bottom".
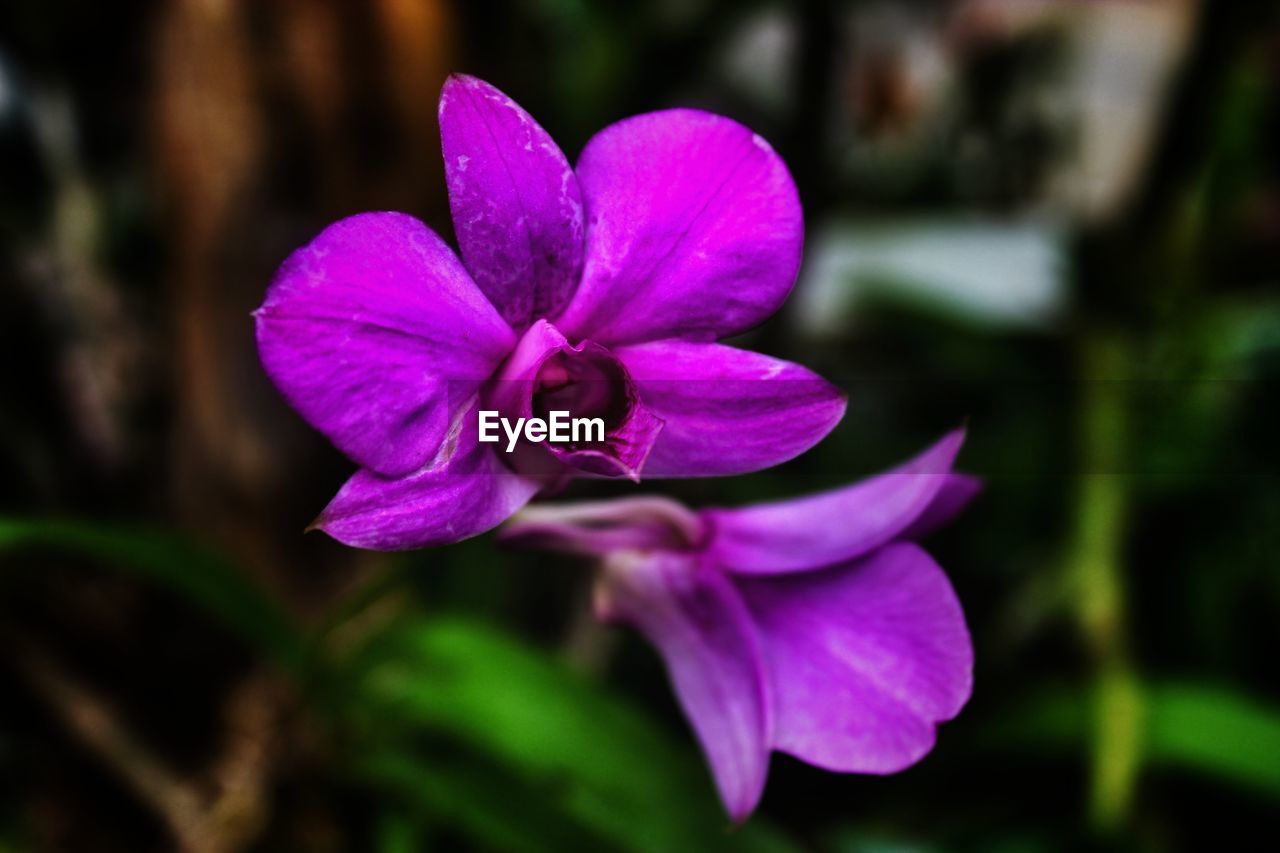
{"left": 343, "top": 616, "right": 798, "bottom": 853}
{"left": 1146, "top": 683, "right": 1280, "bottom": 797}
{"left": 356, "top": 749, "right": 613, "bottom": 853}
{"left": 991, "top": 681, "right": 1280, "bottom": 798}
{"left": 0, "top": 518, "right": 310, "bottom": 677}
{"left": 374, "top": 809, "right": 425, "bottom": 853}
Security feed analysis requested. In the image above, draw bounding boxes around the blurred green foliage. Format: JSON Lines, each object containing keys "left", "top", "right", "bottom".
{"left": 0, "top": 520, "right": 797, "bottom": 851}
{"left": 4, "top": 515, "right": 1280, "bottom": 849}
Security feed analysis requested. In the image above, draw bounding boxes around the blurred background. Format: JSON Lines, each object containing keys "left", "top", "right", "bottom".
{"left": 2, "top": 0, "right": 1278, "bottom": 850}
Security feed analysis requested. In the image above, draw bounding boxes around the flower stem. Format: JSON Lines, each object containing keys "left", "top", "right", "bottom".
{"left": 1071, "top": 332, "right": 1144, "bottom": 831}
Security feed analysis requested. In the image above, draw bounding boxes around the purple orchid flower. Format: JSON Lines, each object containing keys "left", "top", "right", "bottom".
{"left": 254, "top": 74, "right": 845, "bottom": 550}
{"left": 501, "top": 429, "right": 978, "bottom": 821}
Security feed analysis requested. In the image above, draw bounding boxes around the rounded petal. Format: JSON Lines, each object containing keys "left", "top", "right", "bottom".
{"left": 616, "top": 340, "right": 845, "bottom": 478}
{"left": 314, "top": 398, "right": 540, "bottom": 550}
{"left": 439, "top": 75, "right": 584, "bottom": 328}
{"left": 556, "top": 110, "right": 802, "bottom": 345}
{"left": 705, "top": 429, "right": 969, "bottom": 574}
{"left": 597, "top": 552, "right": 771, "bottom": 822}
{"left": 737, "top": 543, "right": 972, "bottom": 773}
{"left": 255, "top": 212, "right": 515, "bottom": 477}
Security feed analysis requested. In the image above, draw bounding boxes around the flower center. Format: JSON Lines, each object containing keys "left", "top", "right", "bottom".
{"left": 531, "top": 351, "right": 629, "bottom": 442}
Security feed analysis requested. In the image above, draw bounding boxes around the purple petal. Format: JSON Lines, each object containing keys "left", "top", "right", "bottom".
{"left": 737, "top": 543, "right": 972, "bottom": 773}
{"left": 898, "top": 473, "right": 982, "bottom": 541}
{"left": 486, "top": 320, "right": 663, "bottom": 481}
{"left": 314, "top": 397, "right": 540, "bottom": 550}
{"left": 596, "top": 552, "right": 771, "bottom": 821}
{"left": 499, "top": 496, "right": 706, "bottom": 557}
{"left": 255, "top": 212, "right": 515, "bottom": 477}
{"left": 705, "top": 429, "right": 967, "bottom": 574}
{"left": 556, "top": 110, "right": 803, "bottom": 345}
{"left": 439, "top": 75, "right": 584, "bottom": 328}
{"left": 615, "top": 340, "right": 845, "bottom": 478}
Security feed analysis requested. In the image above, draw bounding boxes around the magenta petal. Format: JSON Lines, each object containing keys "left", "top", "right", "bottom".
{"left": 486, "top": 318, "right": 570, "bottom": 420}
{"left": 706, "top": 429, "right": 967, "bottom": 574}
{"left": 556, "top": 110, "right": 803, "bottom": 345}
{"left": 314, "top": 398, "right": 540, "bottom": 550}
{"left": 616, "top": 340, "right": 845, "bottom": 478}
{"left": 255, "top": 213, "right": 515, "bottom": 477}
{"left": 439, "top": 75, "right": 584, "bottom": 328}
{"left": 898, "top": 473, "right": 982, "bottom": 541}
{"left": 499, "top": 496, "right": 706, "bottom": 557}
{"left": 596, "top": 552, "right": 771, "bottom": 821}
{"left": 737, "top": 543, "right": 972, "bottom": 773}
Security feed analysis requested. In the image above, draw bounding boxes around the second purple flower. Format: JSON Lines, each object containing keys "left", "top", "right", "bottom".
{"left": 255, "top": 75, "right": 845, "bottom": 550}
{"left": 502, "top": 429, "right": 978, "bottom": 821}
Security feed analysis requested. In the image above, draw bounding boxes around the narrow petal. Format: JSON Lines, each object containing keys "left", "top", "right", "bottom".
{"left": 596, "top": 553, "right": 771, "bottom": 821}
{"left": 439, "top": 75, "right": 584, "bottom": 328}
{"left": 615, "top": 340, "right": 845, "bottom": 478}
{"left": 499, "top": 496, "right": 706, "bottom": 557}
{"left": 255, "top": 212, "right": 515, "bottom": 477}
{"left": 314, "top": 398, "right": 540, "bottom": 550}
{"left": 737, "top": 543, "right": 972, "bottom": 773}
{"left": 556, "top": 110, "right": 802, "bottom": 345}
{"left": 898, "top": 473, "right": 982, "bottom": 541}
{"left": 706, "top": 429, "right": 967, "bottom": 574}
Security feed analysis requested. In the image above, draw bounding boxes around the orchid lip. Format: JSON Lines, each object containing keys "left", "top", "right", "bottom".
{"left": 485, "top": 320, "right": 664, "bottom": 480}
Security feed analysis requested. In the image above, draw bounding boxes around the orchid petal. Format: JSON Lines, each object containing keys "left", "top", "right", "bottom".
{"left": 615, "top": 340, "right": 845, "bottom": 477}
{"left": 706, "top": 429, "right": 968, "bottom": 574}
{"left": 898, "top": 473, "right": 982, "bottom": 541}
{"left": 596, "top": 552, "right": 771, "bottom": 821}
{"left": 499, "top": 496, "right": 706, "bottom": 557}
{"left": 557, "top": 110, "right": 802, "bottom": 345}
{"left": 439, "top": 75, "right": 584, "bottom": 328}
{"left": 738, "top": 543, "right": 972, "bottom": 773}
{"left": 255, "top": 213, "right": 515, "bottom": 477}
{"left": 314, "top": 398, "right": 540, "bottom": 550}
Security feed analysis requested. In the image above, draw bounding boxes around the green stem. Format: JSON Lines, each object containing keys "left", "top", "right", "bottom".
{"left": 1070, "top": 332, "right": 1144, "bottom": 831}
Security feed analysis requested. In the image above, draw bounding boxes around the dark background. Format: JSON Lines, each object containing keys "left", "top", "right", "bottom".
{"left": 2, "top": 1, "right": 1278, "bottom": 850}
